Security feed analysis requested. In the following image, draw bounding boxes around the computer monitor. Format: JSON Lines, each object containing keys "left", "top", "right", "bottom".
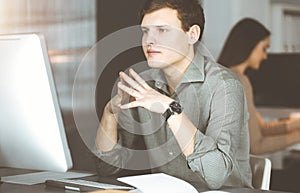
{"left": 0, "top": 33, "right": 73, "bottom": 172}
{"left": 247, "top": 53, "right": 300, "bottom": 108}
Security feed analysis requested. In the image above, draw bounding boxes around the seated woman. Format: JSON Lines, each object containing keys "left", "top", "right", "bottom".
{"left": 218, "top": 18, "right": 300, "bottom": 155}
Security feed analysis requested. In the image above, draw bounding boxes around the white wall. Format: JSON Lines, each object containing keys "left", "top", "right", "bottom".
{"left": 201, "top": 0, "right": 233, "bottom": 59}
{"left": 202, "top": 0, "right": 271, "bottom": 59}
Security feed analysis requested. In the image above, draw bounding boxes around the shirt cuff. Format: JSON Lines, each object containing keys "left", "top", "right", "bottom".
{"left": 93, "top": 141, "right": 123, "bottom": 158}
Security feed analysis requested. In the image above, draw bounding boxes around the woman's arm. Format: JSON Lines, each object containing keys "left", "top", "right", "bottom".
{"left": 245, "top": 81, "right": 300, "bottom": 154}
{"left": 249, "top": 117, "right": 300, "bottom": 155}
{"left": 256, "top": 112, "right": 288, "bottom": 136}
{"left": 257, "top": 112, "right": 300, "bottom": 136}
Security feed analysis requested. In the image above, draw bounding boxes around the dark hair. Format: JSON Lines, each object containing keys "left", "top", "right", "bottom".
{"left": 140, "top": 0, "right": 205, "bottom": 41}
{"left": 217, "top": 18, "right": 271, "bottom": 67}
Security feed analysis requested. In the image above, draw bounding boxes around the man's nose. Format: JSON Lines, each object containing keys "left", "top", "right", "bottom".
{"left": 143, "top": 32, "right": 157, "bottom": 45}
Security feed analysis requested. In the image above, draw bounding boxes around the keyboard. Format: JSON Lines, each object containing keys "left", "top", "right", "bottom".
{"left": 45, "top": 178, "right": 135, "bottom": 192}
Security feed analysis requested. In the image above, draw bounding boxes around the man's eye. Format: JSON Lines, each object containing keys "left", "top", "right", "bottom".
{"left": 142, "top": 29, "right": 148, "bottom": 34}
{"left": 159, "top": 29, "right": 167, "bottom": 33}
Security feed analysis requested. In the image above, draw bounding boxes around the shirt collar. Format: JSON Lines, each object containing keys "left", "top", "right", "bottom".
{"left": 149, "top": 44, "right": 205, "bottom": 89}
{"left": 180, "top": 48, "right": 205, "bottom": 84}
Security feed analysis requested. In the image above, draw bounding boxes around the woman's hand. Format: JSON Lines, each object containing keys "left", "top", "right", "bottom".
{"left": 287, "top": 117, "right": 300, "bottom": 132}
{"left": 118, "top": 69, "right": 173, "bottom": 114}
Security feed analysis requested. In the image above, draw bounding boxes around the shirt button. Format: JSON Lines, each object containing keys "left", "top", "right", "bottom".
{"left": 169, "top": 152, "right": 174, "bottom": 156}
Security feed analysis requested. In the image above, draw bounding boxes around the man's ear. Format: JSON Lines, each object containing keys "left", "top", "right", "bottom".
{"left": 187, "top": 25, "right": 201, "bottom": 44}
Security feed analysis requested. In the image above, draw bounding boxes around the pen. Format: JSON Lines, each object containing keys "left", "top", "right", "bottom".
{"left": 65, "top": 185, "right": 80, "bottom": 191}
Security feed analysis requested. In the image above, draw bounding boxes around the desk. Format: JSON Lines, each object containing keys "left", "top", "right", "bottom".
{"left": 0, "top": 168, "right": 289, "bottom": 193}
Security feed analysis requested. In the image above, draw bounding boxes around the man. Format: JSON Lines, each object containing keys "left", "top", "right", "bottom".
{"left": 95, "top": 0, "right": 252, "bottom": 189}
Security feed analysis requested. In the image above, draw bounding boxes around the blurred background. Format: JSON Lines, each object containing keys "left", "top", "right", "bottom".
{"left": 1, "top": 0, "right": 299, "bottom": 113}
{"left": 1, "top": 0, "right": 299, "bottom": 115}
{"left": 0, "top": 0, "right": 96, "bottom": 111}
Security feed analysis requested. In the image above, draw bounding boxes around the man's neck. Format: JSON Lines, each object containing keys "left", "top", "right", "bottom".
{"left": 163, "top": 52, "right": 194, "bottom": 93}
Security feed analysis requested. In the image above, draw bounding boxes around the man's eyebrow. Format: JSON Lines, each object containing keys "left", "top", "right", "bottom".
{"left": 141, "top": 25, "right": 169, "bottom": 29}
{"left": 141, "top": 26, "right": 149, "bottom": 30}
{"left": 156, "top": 25, "right": 169, "bottom": 28}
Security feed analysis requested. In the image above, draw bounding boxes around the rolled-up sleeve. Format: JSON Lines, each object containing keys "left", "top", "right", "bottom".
{"left": 94, "top": 108, "right": 138, "bottom": 177}
{"left": 94, "top": 131, "right": 132, "bottom": 176}
{"left": 186, "top": 78, "right": 247, "bottom": 189}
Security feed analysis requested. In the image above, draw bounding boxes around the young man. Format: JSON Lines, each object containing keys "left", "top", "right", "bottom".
{"left": 95, "top": 0, "right": 252, "bottom": 189}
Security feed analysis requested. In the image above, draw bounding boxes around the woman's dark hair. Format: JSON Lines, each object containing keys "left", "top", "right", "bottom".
{"left": 217, "top": 18, "right": 271, "bottom": 67}
{"left": 140, "top": 0, "right": 205, "bottom": 41}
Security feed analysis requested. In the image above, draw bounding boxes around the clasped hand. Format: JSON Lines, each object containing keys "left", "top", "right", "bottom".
{"left": 108, "top": 69, "right": 173, "bottom": 115}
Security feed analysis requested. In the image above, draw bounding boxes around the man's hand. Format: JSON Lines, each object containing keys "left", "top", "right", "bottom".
{"left": 105, "top": 72, "right": 131, "bottom": 115}
{"left": 118, "top": 69, "right": 173, "bottom": 114}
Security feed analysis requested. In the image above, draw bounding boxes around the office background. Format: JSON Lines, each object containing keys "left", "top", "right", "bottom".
{"left": 1, "top": 0, "right": 299, "bottom": 112}
{"left": 0, "top": 0, "right": 299, "bottom": 191}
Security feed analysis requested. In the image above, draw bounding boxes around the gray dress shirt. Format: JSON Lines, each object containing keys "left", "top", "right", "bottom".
{"left": 95, "top": 44, "right": 252, "bottom": 189}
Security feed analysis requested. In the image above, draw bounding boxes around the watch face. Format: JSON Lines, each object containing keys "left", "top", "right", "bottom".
{"left": 170, "top": 101, "right": 182, "bottom": 114}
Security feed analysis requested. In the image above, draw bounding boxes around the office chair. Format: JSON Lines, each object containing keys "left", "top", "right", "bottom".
{"left": 249, "top": 155, "right": 272, "bottom": 190}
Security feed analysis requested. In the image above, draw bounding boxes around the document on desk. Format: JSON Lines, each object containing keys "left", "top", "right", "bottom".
{"left": 117, "top": 173, "right": 198, "bottom": 193}
{"left": 0, "top": 171, "right": 94, "bottom": 185}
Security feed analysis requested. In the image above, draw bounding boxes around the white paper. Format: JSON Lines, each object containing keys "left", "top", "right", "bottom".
{"left": 1, "top": 171, "right": 94, "bottom": 185}
{"left": 118, "top": 173, "right": 198, "bottom": 193}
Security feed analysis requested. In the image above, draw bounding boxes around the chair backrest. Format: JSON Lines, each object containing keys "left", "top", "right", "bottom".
{"left": 249, "top": 155, "right": 272, "bottom": 190}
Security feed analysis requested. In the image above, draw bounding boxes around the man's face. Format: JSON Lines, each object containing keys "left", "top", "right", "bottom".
{"left": 141, "top": 8, "right": 192, "bottom": 69}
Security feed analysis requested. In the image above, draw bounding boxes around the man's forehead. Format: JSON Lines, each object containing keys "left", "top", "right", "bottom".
{"left": 141, "top": 8, "right": 181, "bottom": 27}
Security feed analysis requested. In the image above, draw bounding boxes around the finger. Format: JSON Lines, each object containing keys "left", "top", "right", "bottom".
{"left": 120, "top": 101, "right": 140, "bottom": 109}
{"left": 129, "top": 69, "right": 151, "bottom": 89}
{"left": 116, "top": 80, "right": 123, "bottom": 96}
{"left": 118, "top": 82, "right": 142, "bottom": 98}
{"left": 120, "top": 71, "right": 145, "bottom": 92}
{"left": 117, "top": 72, "right": 127, "bottom": 96}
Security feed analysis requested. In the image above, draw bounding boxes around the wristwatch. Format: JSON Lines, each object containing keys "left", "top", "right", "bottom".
{"left": 162, "top": 101, "right": 183, "bottom": 121}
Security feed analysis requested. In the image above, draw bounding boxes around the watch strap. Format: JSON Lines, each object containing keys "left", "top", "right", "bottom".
{"left": 162, "top": 101, "right": 182, "bottom": 121}
{"left": 162, "top": 107, "right": 173, "bottom": 121}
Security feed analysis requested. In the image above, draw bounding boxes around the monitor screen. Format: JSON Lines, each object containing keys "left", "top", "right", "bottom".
{"left": 0, "top": 33, "right": 72, "bottom": 172}
{"left": 247, "top": 53, "right": 300, "bottom": 108}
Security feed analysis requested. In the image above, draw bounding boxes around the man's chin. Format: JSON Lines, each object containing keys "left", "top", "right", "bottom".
{"left": 147, "top": 60, "right": 168, "bottom": 69}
